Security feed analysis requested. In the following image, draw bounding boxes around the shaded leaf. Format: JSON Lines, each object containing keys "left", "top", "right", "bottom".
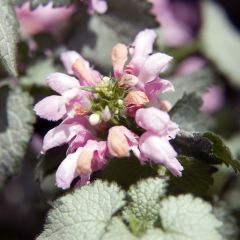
{"left": 37, "top": 180, "right": 125, "bottom": 240}
{"left": 0, "top": 84, "right": 35, "bottom": 188}
{"left": 123, "top": 178, "right": 167, "bottom": 236}
{"left": 169, "top": 156, "right": 216, "bottom": 196}
{"left": 213, "top": 201, "right": 239, "bottom": 240}
{"left": 0, "top": 1, "right": 19, "bottom": 76}
{"left": 204, "top": 132, "right": 240, "bottom": 172}
{"left": 170, "top": 93, "right": 213, "bottom": 132}
{"left": 99, "top": 156, "right": 158, "bottom": 189}
{"left": 163, "top": 68, "right": 214, "bottom": 106}
{"left": 20, "top": 58, "right": 61, "bottom": 88}
{"left": 201, "top": 1, "right": 240, "bottom": 88}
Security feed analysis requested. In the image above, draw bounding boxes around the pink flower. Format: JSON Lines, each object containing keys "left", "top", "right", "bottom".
{"left": 201, "top": 86, "right": 225, "bottom": 113}
{"left": 86, "top": 0, "right": 108, "bottom": 15}
{"left": 56, "top": 140, "right": 107, "bottom": 189}
{"left": 148, "top": 0, "right": 201, "bottom": 47}
{"left": 139, "top": 132, "right": 183, "bottom": 176}
{"left": 107, "top": 126, "right": 139, "bottom": 158}
{"left": 15, "top": 3, "right": 76, "bottom": 36}
{"left": 135, "top": 107, "right": 179, "bottom": 139}
{"left": 112, "top": 29, "right": 174, "bottom": 102}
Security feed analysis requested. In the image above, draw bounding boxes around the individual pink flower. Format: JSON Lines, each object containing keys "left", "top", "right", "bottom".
{"left": 201, "top": 86, "right": 225, "bottom": 113}
{"left": 112, "top": 29, "right": 174, "bottom": 102}
{"left": 15, "top": 2, "right": 76, "bottom": 36}
{"left": 148, "top": 0, "right": 201, "bottom": 47}
{"left": 135, "top": 107, "right": 179, "bottom": 139}
{"left": 86, "top": 0, "right": 108, "bottom": 15}
{"left": 138, "top": 132, "right": 183, "bottom": 176}
{"left": 107, "top": 126, "right": 139, "bottom": 158}
{"left": 135, "top": 107, "right": 182, "bottom": 176}
{"left": 56, "top": 140, "right": 107, "bottom": 189}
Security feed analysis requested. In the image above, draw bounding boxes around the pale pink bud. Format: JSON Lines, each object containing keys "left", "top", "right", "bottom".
{"left": 77, "top": 147, "right": 93, "bottom": 175}
{"left": 112, "top": 43, "right": 128, "bottom": 77}
{"left": 124, "top": 91, "right": 149, "bottom": 108}
{"left": 108, "top": 127, "right": 130, "bottom": 157}
{"left": 72, "top": 58, "right": 95, "bottom": 86}
{"left": 118, "top": 74, "right": 139, "bottom": 88}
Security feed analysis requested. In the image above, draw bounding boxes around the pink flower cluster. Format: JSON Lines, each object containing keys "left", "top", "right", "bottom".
{"left": 15, "top": 1, "right": 107, "bottom": 36}
{"left": 34, "top": 29, "right": 183, "bottom": 189}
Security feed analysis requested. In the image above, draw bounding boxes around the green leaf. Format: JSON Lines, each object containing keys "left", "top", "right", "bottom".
{"left": 20, "top": 58, "right": 61, "bottom": 88}
{"left": 0, "top": 84, "right": 35, "bottom": 187}
{"left": 99, "top": 156, "right": 158, "bottom": 189}
{"left": 201, "top": 1, "right": 240, "bottom": 88}
{"left": 226, "top": 134, "right": 240, "bottom": 160}
{"left": 17, "top": 0, "right": 73, "bottom": 9}
{"left": 123, "top": 178, "right": 167, "bottom": 236}
{"left": 0, "top": 1, "right": 19, "bottom": 76}
{"left": 37, "top": 180, "right": 125, "bottom": 240}
{"left": 169, "top": 156, "right": 216, "bottom": 196}
{"left": 172, "top": 131, "right": 240, "bottom": 172}
{"left": 68, "top": 0, "right": 157, "bottom": 73}
{"left": 102, "top": 218, "right": 137, "bottom": 240}
{"left": 163, "top": 68, "right": 214, "bottom": 107}
{"left": 203, "top": 132, "right": 240, "bottom": 172}
{"left": 154, "top": 194, "right": 222, "bottom": 240}
{"left": 170, "top": 93, "right": 213, "bottom": 132}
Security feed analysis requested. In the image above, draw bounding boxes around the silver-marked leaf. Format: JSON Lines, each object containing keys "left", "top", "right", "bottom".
{"left": 0, "top": 84, "right": 35, "bottom": 187}
{"left": 37, "top": 180, "right": 125, "bottom": 240}
{"left": 0, "top": 1, "right": 19, "bottom": 76}
{"left": 17, "top": 0, "right": 73, "bottom": 9}
{"left": 123, "top": 178, "right": 167, "bottom": 236}
{"left": 201, "top": 1, "right": 240, "bottom": 88}
{"left": 154, "top": 195, "right": 222, "bottom": 240}
{"left": 102, "top": 218, "right": 137, "bottom": 240}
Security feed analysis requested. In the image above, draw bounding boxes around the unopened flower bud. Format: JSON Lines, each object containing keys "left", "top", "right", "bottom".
{"left": 118, "top": 74, "right": 138, "bottom": 88}
{"left": 159, "top": 100, "right": 172, "bottom": 112}
{"left": 102, "top": 76, "right": 110, "bottom": 84}
{"left": 101, "top": 106, "right": 111, "bottom": 122}
{"left": 108, "top": 126, "right": 130, "bottom": 157}
{"left": 74, "top": 104, "right": 88, "bottom": 116}
{"left": 117, "top": 99, "right": 123, "bottom": 106}
{"left": 89, "top": 113, "right": 101, "bottom": 125}
{"left": 77, "top": 148, "right": 92, "bottom": 175}
{"left": 124, "top": 91, "right": 149, "bottom": 107}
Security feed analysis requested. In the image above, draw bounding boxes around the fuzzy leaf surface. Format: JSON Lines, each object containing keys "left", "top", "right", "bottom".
{"left": 0, "top": 1, "right": 19, "bottom": 76}
{"left": 37, "top": 180, "right": 125, "bottom": 240}
{"left": 0, "top": 84, "right": 35, "bottom": 187}
{"left": 123, "top": 178, "right": 167, "bottom": 236}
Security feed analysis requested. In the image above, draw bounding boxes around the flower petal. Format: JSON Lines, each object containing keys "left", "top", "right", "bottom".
{"left": 34, "top": 95, "right": 66, "bottom": 121}
{"left": 129, "top": 29, "right": 157, "bottom": 73}
{"left": 46, "top": 72, "right": 80, "bottom": 94}
{"left": 56, "top": 147, "right": 82, "bottom": 190}
{"left": 107, "top": 126, "right": 138, "bottom": 157}
{"left": 135, "top": 107, "right": 179, "bottom": 138}
{"left": 88, "top": 0, "right": 108, "bottom": 14}
{"left": 42, "top": 119, "right": 87, "bottom": 153}
{"left": 60, "top": 51, "right": 82, "bottom": 74}
{"left": 112, "top": 43, "right": 128, "bottom": 77}
{"left": 138, "top": 53, "right": 173, "bottom": 84}
{"left": 139, "top": 132, "right": 183, "bottom": 176}
{"left": 144, "top": 78, "right": 174, "bottom": 100}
